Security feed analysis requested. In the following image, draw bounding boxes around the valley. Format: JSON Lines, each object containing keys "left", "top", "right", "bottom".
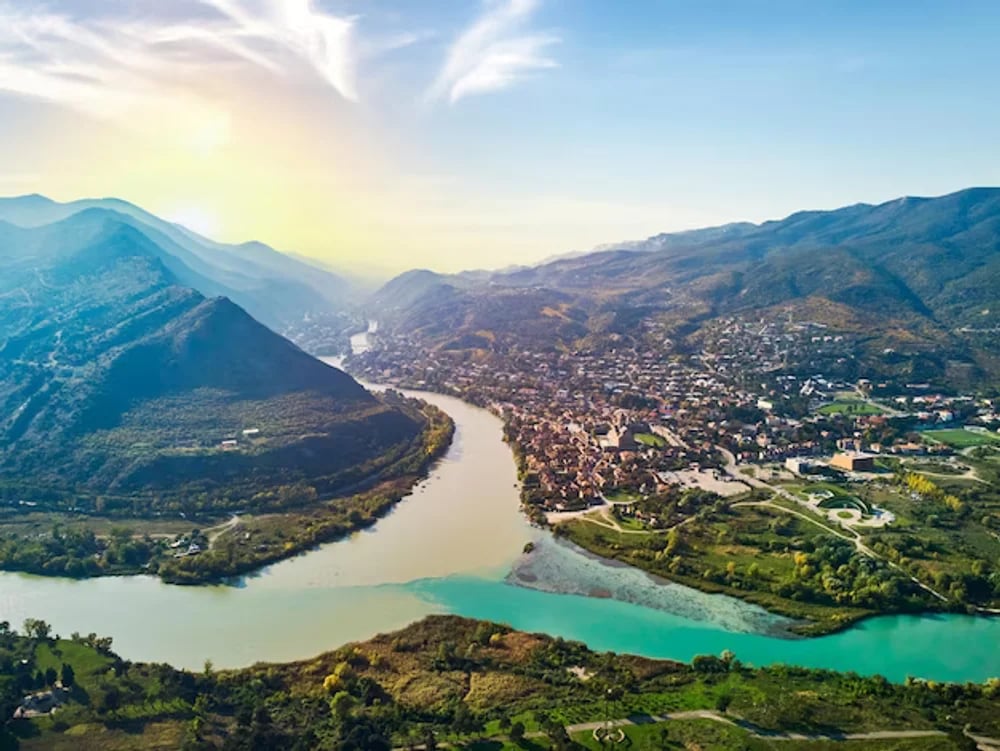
{"left": 2, "top": 191, "right": 1000, "bottom": 749}
{"left": 4, "top": 2, "right": 1000, "bottom": 746}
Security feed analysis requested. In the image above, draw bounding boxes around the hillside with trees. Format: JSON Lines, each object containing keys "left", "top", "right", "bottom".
{"left": 370, "top": 188, "right": 1000, "bottom": 388}
{"left": 1, "top": 615, "right": 997, "bottom": 750}
{"left": 0, "top": 210, "right": 452, "bottom": 581}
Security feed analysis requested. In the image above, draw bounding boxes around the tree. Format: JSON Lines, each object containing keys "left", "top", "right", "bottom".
{"left": 330, "top": 690, "right": 356, "bottom": 720}
{"left": 422, "top": 728, "right": 437, "bottom": 750}
{"left": 692, "top": 654, "right": 727, "bottom": 673}
{"left": 948, "top": 730, "right": 979, "bottom": 751}
{"left": 452, "top": 702, "right": 484, "bottom": 736}
{"left": 509, "top": 721, "right": 526, "bottom": 743}
{"left": 96, "top": 686, "right": 121, "bottom": 714}
{"left": 23, "top": 618, "right": 51, "bottom": 641}
{"left": 59, "top": 663, "right": 75, "bottom": 688}
{"left": 44, "top": 667, "right": 58, "bottom": 686}
{"left": 472, "top": 622, "right": 495, "bottom": 645}
{"left": 720, "top": 649, "right": 738, "bottom": 671}
{"left": 655, "top": 725, "right": 670, "bottom": 748}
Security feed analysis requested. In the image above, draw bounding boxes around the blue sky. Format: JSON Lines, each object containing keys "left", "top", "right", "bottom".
{"left": 1, "top": 0, "right": 998, "bottom": 272}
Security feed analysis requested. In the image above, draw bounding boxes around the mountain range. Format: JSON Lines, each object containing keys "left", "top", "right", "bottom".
{"left": 0, "top": 208, "right": 424, "bottom": 513}
{"left": 369, "top": 187, "right": 1000, "bottom": 387}
{"left": 0, "top": 194, "right": 355, "bottom": 339}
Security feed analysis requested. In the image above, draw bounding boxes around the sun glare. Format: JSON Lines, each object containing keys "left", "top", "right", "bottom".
{"left": 163, "top": 205, "right": 223, "bottom": 238}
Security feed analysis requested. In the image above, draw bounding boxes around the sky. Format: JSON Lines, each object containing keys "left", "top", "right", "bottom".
{"left": 1, "top": 0, "right": 999, "bottom": 275}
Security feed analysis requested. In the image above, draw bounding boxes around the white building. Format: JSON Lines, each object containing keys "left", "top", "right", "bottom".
{"left": 785, "top": 457, "right": 812, "bottom": 475}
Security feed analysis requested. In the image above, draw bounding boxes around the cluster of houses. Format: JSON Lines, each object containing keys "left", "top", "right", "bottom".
{"left": 12, "top": 686, "right": 68, "bottom": 719}
{"left": 350, "top": 312, "right": 998, "bottom": 513}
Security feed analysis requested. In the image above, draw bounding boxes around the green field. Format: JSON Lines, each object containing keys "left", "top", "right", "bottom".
{"left": 635, "top": 432, "right": 667, "bottom": 448}
{"left": 606, "top": 489, "right": 642, "bottom": 503}
{"left": 921, "top": 428, "right": 1000, "bottom": 449}
{"left": 817, "top": 400, "right": 885, "bottom": 416}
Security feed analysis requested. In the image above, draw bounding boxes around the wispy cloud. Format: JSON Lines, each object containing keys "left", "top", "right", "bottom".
{"left": 428, "top": 0, "right": 559, "bottom": 104}
{"left": 0, "top": 0, "right": 362, "bottom": 126}
{"left": 200, "top": 0, "right": 359, "bottom": 100}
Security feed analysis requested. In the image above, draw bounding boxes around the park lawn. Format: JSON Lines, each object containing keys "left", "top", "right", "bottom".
{"left": 615, "top": 515, "right": 650, "bottom": 532}
{"left": 921, "top": 429, "right": 1000, "bottom": 449}
{"left": 866, "top": 486, "right": 1000, "bottom": 605}
{"left": 33, "top": 640, "right": 114, "bottom": 694}
{"left": 803, "top": 482, "right": 853, "bottom": 498}
{"left": 905, "top": 460, "right": 968, "bottom": 476}
{"left": 817, "top": 400, "right": 885, "bottom": 416}
{"left": 0, "top": 511, "right": 197, "bottom": 541}
{"left": 605, "top": 489, "right": 642, "bottom": 503}
{"left": 634, "top": 432, "right": 667, "bottom": 448}
{"left": 466, "top": 727, "right": 961, "bottom": 751}
{"left": 571, "top": 719, "right": 760, "bottom": 750}
{"left": 571, "top": 721, "right": 961, "bottom": 750}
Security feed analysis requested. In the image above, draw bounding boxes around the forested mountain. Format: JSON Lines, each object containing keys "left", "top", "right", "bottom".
{"left": 0, "top": 194, "right": 354, "bottom": 336}
{"left": 371, "top": 188, "right": 1000, "bottom": 386}
{"left": 0, "top": 210, "right": 424, "bottom": 513}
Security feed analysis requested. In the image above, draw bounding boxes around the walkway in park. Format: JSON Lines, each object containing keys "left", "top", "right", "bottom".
{"left": 717, "top": 446, "right": 951, "bottom": 605}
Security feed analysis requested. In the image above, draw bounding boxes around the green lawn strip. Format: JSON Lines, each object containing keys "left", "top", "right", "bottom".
{"left": 614, "top": 516, "right": 650, "bottom": 532}
{"left": 921, "top": 429, "right": 1000, "bottom": 449}
{"left": 817, "top": 400, "right": 885, "bottom": 416}
{"left": 605, "top": 490, "right": 642, "bottom": 503}
{"left": 634, "top": 432, "right": 667, "bottom": 448}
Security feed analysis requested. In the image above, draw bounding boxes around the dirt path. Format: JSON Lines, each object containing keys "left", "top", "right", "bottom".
{"left": 394, "top": 709, "right": 1000, "bottom": 749}
{"left": 204, "top": 514, "right": 241, "bottom": 547}
{"left": 564, "top": 710, "right": 957, "bottom": 742}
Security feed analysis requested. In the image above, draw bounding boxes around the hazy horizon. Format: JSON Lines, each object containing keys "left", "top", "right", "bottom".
{"left": 4, "top": 183, "right": 998, "bottom": 281}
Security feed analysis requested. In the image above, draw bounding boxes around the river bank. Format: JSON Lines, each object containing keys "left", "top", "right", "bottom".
{"left": 0, "top": 393, "right": 454, "bottom": 586}
{"left": 0, "top": 345, "right": 999, "bottom": 681}
{"left": 9, "top": 615, "right": 1000, "bottom": 751}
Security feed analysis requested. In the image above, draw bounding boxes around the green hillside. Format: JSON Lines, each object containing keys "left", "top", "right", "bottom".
{"left": 0, "top": 211, "right": 447, "bottom": 580}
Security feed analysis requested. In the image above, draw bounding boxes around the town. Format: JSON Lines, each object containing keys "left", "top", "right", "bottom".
{"left": 350, "top": 312, "right": 999, "bottom": 519}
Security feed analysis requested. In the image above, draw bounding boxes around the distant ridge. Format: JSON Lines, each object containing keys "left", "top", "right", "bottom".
{"left": 370, "top": 187, "right": 1000, "bottom": 387}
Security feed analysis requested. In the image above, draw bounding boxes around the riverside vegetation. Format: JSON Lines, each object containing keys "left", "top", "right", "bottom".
{"left": 2, "top": 615, "right": 999, "bottom": 751}
{"left": 0, "top": 392, "right": 453, "bottom": 584}
{"left": 556, "top": 456, "right": 1000, "bottom": 636}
